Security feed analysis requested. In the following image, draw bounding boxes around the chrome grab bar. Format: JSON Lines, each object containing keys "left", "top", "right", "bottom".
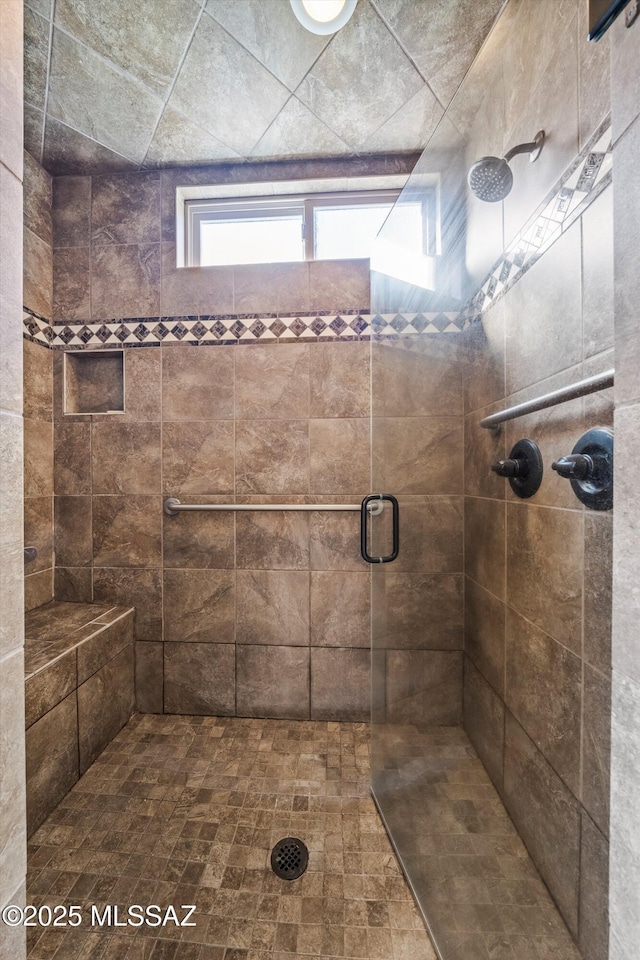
{"left": 164, "top": 497, "right": 384, "bottom": 517}
{"left": 480, "top": 369, "right": 614, "bottom": 430}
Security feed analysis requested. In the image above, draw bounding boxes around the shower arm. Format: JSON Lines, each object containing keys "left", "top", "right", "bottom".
{"left": 504, "top": 130, "right": 545, "bottom": 163}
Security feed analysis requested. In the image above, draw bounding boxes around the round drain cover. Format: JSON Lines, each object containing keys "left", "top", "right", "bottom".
{"left": 270, "top": 837, "right": 309, "bottom": 881}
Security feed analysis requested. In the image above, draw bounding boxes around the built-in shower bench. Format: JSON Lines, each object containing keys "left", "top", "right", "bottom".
{"left": 24, "top": 601, "right": 135, "bottom": 837}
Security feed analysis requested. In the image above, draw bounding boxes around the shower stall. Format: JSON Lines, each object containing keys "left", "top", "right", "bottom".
{"left": 367, "top": 5, "right": 613, "bottom": 959}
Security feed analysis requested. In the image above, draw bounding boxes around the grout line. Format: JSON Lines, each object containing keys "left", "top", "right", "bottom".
{"left": 39, "top": 1, "right": 56, "bottom": 164}
{"left": 139, "top": 4, "right": 206, "bottom": 169}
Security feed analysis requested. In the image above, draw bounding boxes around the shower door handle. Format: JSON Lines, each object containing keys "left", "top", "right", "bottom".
{"left": 360, "top": 494, "right": 399, "bottom": 564}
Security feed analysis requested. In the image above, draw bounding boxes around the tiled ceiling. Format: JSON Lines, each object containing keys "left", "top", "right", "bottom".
{"left": 24, "top": 0, "right": 503, "bottom": 176}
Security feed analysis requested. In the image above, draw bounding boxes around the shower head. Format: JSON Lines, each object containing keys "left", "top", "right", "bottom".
{"left": 467, "top": 130, "right": 545, "bottom": 203}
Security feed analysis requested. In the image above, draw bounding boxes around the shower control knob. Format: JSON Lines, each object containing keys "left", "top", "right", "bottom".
{"left": 551, "top": 428, "right": 613, "bottom": 510}
{"left": 551, "top": 454, "right": 594, "bottom": 481}
{"left": 490, "top": 439, "right": 543, "bottom": 498}
{"left": 491, "top": 457, "right": 529, "bottom": 478}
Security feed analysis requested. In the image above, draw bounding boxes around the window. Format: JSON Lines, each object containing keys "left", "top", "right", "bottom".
{"left": 184, "top": 190, "right": 432, "bottom": 267}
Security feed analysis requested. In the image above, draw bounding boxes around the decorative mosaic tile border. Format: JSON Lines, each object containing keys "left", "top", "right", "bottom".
{"left": 22, "top": 309, "right": 466, "bottom": 349}
{"left": 23, "top": 118, "right": 611, "bottom": 350}
{"left": 459, "top": 116, "right": 612, "bottom": 327}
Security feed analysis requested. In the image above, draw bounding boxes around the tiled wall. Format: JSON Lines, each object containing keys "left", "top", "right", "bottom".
{"left": 0, "top": 1, "right": 27, "bottom": 954}
{"left": 23, "top": 151, "right": 54, "bottom": 611}
{"left": 609, "top": 13, "right": 640, "bottom": 960}
{"left": 33, "top": 160, "right": 375, "bottom": 722}
{"left": 52, "top": 337, "right": 373, "bottom": 722}
{"left": 460, "top": 4, "right": 612, "bottom": 956}
{"left": 50, "top": 164, "right": 369, "bottom": 320}
{"left": 371, "top": 336, "right": 465, "bottom": 728}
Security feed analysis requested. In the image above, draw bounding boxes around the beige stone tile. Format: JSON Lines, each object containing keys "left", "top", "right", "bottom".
{"left": 237, "top": 570, "right": 309, "bottom": 646}
{"left": 377, "top": 572, "right": 463, "bottom": 651}
{"left": 24, "top": 225, "right": 52, "bottom": 318}
{"left": 24, "top": 417, "right": 53, "bottom": 497}
{"left": 91, "top": 171, "right": 160, "bottom": 245}
{"left": 503, "top": 713, "right": 580, "bottom": 937}
{"left": 310, "top": 419, "right": 369, "bottom": 495}
{"left": 506, "top": 502, "right": 583, "bottom": 655}
{"left": 92, "top": 495, "right": 162, "bottom": 567}
{"left": 54, "top": 566, "right": 92, "bottom": 603}
{"left": 233, "top": 262, "right": 310, "bottom": 314}
{"left": 236, "top": 510, "right": 309, "bottom": 571}
{"left": 77, "top": 645, "right": 134, "bottom": 773}
{"left": 308, "top": 259, "right": 370, "bottom": 311}
{"left": 162, "top": 420, "right": 234, "bottom": 496}
{"left": 464, "top": 657, "right": 505, "bottom": 792}
{"left": 0, "top": 0, "right": 24, "bottom": 179}
{"left": 584, "top": 514, "right": 612, "bottom": 675}
{"left": 309, "top": 509, "right": 364, "bottom": 572}
{"left": 164, "top": 642, "right": 235, "bottom": 715}
{"left": 503, "top": 364, "right": 585, "bottom": 511}
{"left": 378, "top": 417, "right": 463, "bottom": 496}
{"left": 91, "top": 243, "right": 161, "bottom": 320}
{"left": 77, "top": 612, "right": 134, "bottom": 684}
{"left": 164, "top": 569, "right": 235, "bottom": 644}
{"left": 160, "top": 242, "right": 234, "bottom": 316}
{"left": 54, "top": 495, "right": 92, "bottom": 567}
{"left": 0, "top": 166, "right": 24, "bottom": 415}
{"left": 47, "top": 28, "right": 163, "bottom": 164}
{"left": 395, "top": 496, "right": 464, "bottom": 575}
{"left": 464, "top": 577, "right": 505, "bottom": 696}
{"left": 25, "top": 650, "right": 76, "bottom": 728}
{"left": 311, "top": 648, "right": 370, "bottom": 721}
{"left": 0, "top": 649, "right": 27, "bottom": 898}
{"left": 506, "top": 607, "right": 581, "bottom": 796}
{"left": 310, "top": 571, "right": 369, "bottom": 648}
{"left": 504, "top": 227, "right": 582, "bottom": 395}
{"left": 93, "top": 567, "right": 162, "bottom": 642}
{"left": 164, "top": 496, "right": 235, "bottom": 570}
{"left": 24, "top": 568, "right": 53, "bottom": 612}
{"left": 309, "top": 341, "right": 370, "bottom": 419}
{"left": 23, "top": 339, "right": 52, "bottom": 422}
{"left": 235, "top": 343, "right": 309, "bottom": 421}
{"left": 135, "top": 641, "right": 163, "bottom": 714}
{"left": 162, "top": 346, "right": 234, "bottom": 421}
{"left": 236, "top": 645, "right": 309, "bottom": 720}
{"left": 53, "top": 246, "right": 91, "bottom": 321}
{"left": 375, "top": 337, "right": 463, "bottom": 419}
{"left": 464, "top": 497, "right": 505, "bottom": 600}
{"left": 53, "top": 420, "right": 91, "bottom": 495}
{"left": 24, "top": 495, "right": 53, "bottom": 574}
{"left": 26, "top": 692, "right": 79, "bottom": 837}
{"left": 52, "top": 176, "right": 91, "bottom": 247}
{"left": 464, "top": 403, "right": 506, "bottom": 501}
{"left": 582, "top": 664, "right": 611, "bottom": 837}
{"left": 122, "top": 347, "right": 161, "bottom": 421}
{"left": 236, "top": 420, "right": 309, "bottom": 495}
{"left": 386, "top": 650, "right": 463, "bottom": 726}
{"left": 578, "top": 813, "right": 609, "bottom": 960}
{"left": 92, "top": 421, "right": 161, "bottom": 494}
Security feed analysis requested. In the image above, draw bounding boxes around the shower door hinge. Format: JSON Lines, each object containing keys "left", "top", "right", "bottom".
{"left": 626, "top": 0, "right": 639, "bottom": 28}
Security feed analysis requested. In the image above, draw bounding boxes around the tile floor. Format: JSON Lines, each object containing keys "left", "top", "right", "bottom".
{"left": 372, "top": 724, "right": 583, "bottom": 960}
{"left": 26, "top": 715, "right": 436, "bottom": 960}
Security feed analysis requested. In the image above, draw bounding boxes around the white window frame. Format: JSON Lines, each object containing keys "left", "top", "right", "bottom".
{"left": 183, "top": 189, "right": 437, "bottom": 267}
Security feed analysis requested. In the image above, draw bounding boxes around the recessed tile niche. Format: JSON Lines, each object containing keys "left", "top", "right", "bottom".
{"left": 64, "top": 351, "right": 125, "bottom": 415}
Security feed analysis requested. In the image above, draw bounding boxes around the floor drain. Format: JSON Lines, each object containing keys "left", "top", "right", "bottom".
{"left": 270, "top": 837, "right": 309, "bottom": 881}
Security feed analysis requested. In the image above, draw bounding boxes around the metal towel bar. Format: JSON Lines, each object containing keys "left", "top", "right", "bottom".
{"left": 480, "top": 369, "right": 614, "bottom": 430}
{"left": 164, "top": 498, "right": 383, "bottom": 517}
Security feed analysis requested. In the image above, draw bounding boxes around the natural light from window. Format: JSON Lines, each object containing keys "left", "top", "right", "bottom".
{"left": 200, "top": 214, "right": 304, "bottom": 266}
{"left": 314, "top": 202, "right": 422, "bottom": 260}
